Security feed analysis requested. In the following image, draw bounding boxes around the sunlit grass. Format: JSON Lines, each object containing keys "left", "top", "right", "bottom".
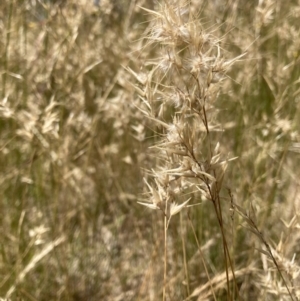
{"left": 0, "top": 0, "right": 299, "bottom": 300}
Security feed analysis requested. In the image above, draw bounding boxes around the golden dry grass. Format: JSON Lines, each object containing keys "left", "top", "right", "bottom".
{"left": 0, "top": 0, "right": 300, "bottom": 300}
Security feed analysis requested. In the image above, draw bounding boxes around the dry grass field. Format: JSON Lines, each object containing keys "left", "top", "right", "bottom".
{"left": 0, "top": 0, "right": 300, "bottom": 300}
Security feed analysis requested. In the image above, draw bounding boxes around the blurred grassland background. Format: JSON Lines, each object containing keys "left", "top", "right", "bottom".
{"left": 0, "top": 0, "right": 300, "bottom": 300}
